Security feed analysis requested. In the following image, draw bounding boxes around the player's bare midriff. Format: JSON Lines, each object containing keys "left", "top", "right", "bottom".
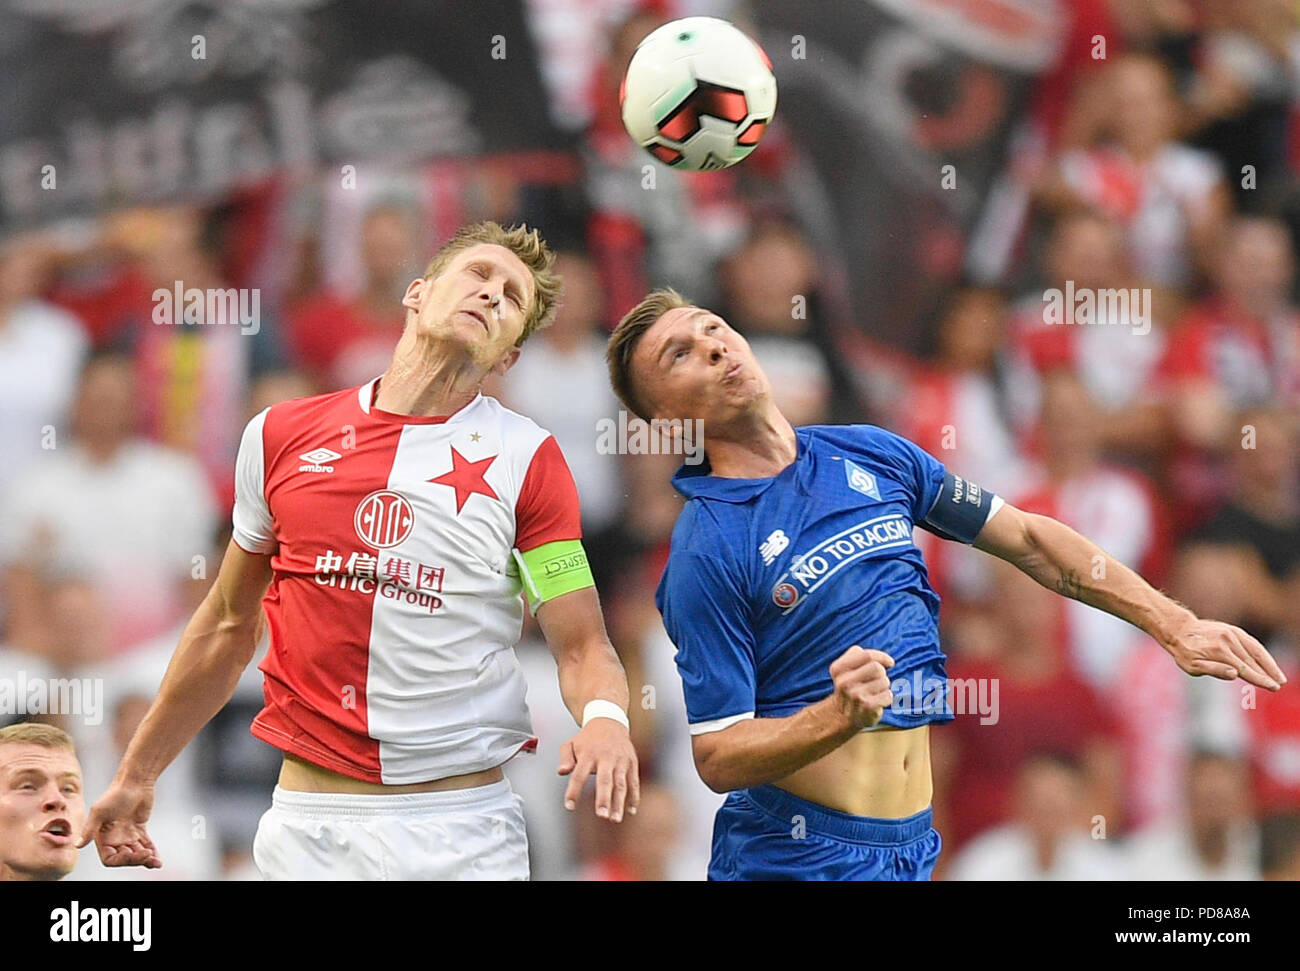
{"left": 277, "top": 753, "right": 504, "bottom": 794}
{"left": 773, "top": 724, "right": 931, "bottom": 818}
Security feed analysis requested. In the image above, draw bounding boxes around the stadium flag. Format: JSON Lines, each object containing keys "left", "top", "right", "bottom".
{"left": 751, "top": 0, "right": 1063, "bottom": 353}
{"left": 0, "top": 0, "right": 572, "bottom": 232}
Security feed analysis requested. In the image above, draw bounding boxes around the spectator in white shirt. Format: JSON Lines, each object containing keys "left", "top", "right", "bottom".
{"left": 0, "top": 351, "right": 216, "bottom": 658}
{"left": 1047, "top": 53, "right": 1232, "bottom": 288}
{"left": 496, "top": 251, "right": 622, "bottom": 534}
{"left": 1119, "top": 750, "right": 1261, "bottom": 880}
{"left": 0, "top": 235, "right": 87, "bottom": 502}
{"left": 946, "top": 752, "right": 1120, "bottom": 880}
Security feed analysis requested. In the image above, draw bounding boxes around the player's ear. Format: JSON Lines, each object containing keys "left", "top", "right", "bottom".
{"left": 401, "top": 277, "right": 426, "bottom": 313}
{"left": 492, "top": 346, "right": 522, "bottom": 378}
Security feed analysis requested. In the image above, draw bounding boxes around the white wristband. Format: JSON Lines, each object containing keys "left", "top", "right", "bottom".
{"left": 581, "top": 699, "right": 629, "bottom": 730}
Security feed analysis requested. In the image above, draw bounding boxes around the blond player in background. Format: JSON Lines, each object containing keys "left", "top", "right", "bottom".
{"left": 1, "top": 723, "right": 86, "bottom": 880}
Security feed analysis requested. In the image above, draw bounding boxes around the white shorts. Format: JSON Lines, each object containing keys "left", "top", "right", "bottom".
{"left": 252, "top": 779, "right": 529, "bottom": 880}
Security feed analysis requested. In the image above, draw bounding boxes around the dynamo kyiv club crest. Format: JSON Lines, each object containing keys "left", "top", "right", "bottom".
{"left": 844, "top": 458, "right": 881, "bottom": 500}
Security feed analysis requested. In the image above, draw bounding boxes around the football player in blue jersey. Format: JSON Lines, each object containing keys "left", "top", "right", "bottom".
{"left": 605, "top": 289, "right": 1288, "bottom": 881}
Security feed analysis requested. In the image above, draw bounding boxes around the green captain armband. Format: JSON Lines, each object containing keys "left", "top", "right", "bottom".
{"left": 512, "top": 539, "right": 595, "bottom": 613}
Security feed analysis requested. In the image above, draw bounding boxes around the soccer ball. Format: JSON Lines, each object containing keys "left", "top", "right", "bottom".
{"left": 620, "top": 16, "right": 777, "bottom": 172}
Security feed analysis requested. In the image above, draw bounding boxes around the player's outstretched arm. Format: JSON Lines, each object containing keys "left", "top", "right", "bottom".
{"left": 973, "top": 503, "right": 1286, "bottom": 691}
{"left": 77, "top": 540, "right": 274, "bottom": 867}
{"left": 536, "top": 586, "right": 640, "bottom": 822}
{"left": 691, "top": 646, "right": 895, "bottom": 794}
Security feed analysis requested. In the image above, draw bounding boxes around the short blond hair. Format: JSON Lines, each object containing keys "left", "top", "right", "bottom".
{"left": 606, "top": 288, "right": 693, "bottom": 421}
{"left": 0, "top": 722, "right": 76, "bottom": 755}
{"left": 422, "top": 221, "right": 561, "bottom": 345}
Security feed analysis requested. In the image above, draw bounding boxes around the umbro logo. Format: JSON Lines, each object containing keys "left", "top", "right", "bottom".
{"left": 299, "top": 448, "right": 342, "bottom": 473}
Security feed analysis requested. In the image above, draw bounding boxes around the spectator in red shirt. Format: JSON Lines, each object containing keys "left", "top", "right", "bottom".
{"left": 1246, "top": 655, "right": 1300, "bottom": 816}
{"left": 1244, "top": 570, "right": 1300, "bottom": 815}
{"left": 1040, "top": 52, "right": 1232, "bottom": 288}
{"left": 1005, "top": 211, "right": 1168, "bottom": 459}
{"left": 901, "top": 287, "right": 1024, "bottom": 498}
{"left": 1014, "top": 371, "right": 1171, "bottom": 691}
{"left": 1183, "top": 407, "right": 1300, "bottom": 641}
{"left": 286, "top": 203, "right": 416, "bottom": 390}
{"left": 934, "top": 558, "right": 1123, "bottom": 854}
{"left": 1159, "top": 216, "right": 1300, "bottom": 526}
{"left": 901, "top": 287, "right": 1028, "bottom": 604}
{"left": 44, "top": 206, "right": 272, "bottom": 510}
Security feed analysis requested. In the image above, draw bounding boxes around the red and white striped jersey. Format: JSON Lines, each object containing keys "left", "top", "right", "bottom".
{"left": 231, "top": 378, "right": 581, "bottom": 784}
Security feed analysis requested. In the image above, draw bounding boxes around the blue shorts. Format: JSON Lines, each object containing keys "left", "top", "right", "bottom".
{"left": 708, "top": 784, "right": 942, "bottom": 881}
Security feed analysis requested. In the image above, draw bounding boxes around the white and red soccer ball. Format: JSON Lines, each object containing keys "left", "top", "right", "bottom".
{"left": 620, "top": 16, "right": 778, "bottom": 172}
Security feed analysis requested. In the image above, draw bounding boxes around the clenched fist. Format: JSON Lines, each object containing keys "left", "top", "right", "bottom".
{"left": 828, "top": 646, "right": 896, "bottom": 731}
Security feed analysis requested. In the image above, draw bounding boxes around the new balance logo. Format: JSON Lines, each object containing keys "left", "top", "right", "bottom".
{"left": 299, "top": 448, "right": 342, "bottom": 473}
{"left": 759, "top": 529, "right": 789, "bottom": 565}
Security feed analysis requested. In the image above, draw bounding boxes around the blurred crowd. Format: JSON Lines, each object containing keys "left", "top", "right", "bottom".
{"left": 2, "top": 0, "right": 1300, "bottom": 880}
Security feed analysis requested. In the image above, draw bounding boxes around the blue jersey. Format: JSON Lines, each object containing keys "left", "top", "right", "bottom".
{"left": 655, "top": 424, "right": 1001, "bottom": 736}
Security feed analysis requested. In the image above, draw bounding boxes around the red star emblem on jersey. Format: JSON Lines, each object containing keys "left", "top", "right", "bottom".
{"left": 428, "top": 447, "right": 499, "bottom": 514}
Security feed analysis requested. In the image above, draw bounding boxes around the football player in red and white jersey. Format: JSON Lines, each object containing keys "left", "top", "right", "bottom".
{"left": 78, "top": 222, "right": 640, "bottom": 879}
